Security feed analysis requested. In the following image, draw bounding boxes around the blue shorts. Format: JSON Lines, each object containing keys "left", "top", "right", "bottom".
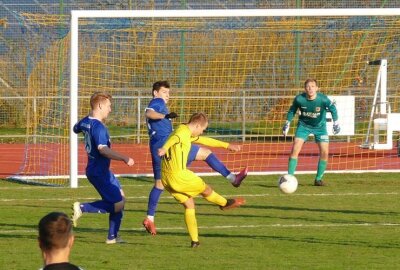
{"left": 150, "top": 134, "right": 200, "bottom": 180}
{"left": 149, "top": 135, "right": 168, "bottom": 180}
{"left": 295, "top": 123, "right": 329, "bottom": 143}
{"left": 87, "top": 171, "right": 122, "bottom": 203}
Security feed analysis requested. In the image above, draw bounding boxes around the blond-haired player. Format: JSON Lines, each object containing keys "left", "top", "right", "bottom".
{"left": 71, "top": 92, "right": 134, "bottom": 244}
{"left": 158, "top": 112, "right": 245, "bottom": 247}
{"left": 143, "top": 80, "right": 248, "bottom": 235}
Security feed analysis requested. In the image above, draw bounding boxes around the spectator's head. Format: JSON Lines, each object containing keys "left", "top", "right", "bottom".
{"left": 38, "top": 212, "right": 74, "bottom": 253}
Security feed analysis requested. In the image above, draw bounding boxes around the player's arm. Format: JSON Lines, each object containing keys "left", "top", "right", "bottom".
{"left": 98, "top": 145, "right": 134, "bottom": 166}
{"left": 283, "top": 98, "right": 298, "bottom": 136}
{"left": 286, "top": 98, "right": 298, "bottom": 123}
{"left": 145, "top": 108, "right": 178, "bottom": 120}
{"left": 191, "top": 136, "right": 230, "bottom": 149}
{"left": 158, "top": 135, "right": 180, "bottom": 156}
{"left": 190, "top": 136, "right": 241, "bottom": 152}
{"left": 326, "top": 97, "right": 340, "bottom": 134}
{"left": 326, "top": 99, "right": 338, "bottom": 122}
{"left": 145, "top": 108, "right": 165, "bottom": 120}
{"left": 73, "top": 121, "right": 81, "bottom": 134}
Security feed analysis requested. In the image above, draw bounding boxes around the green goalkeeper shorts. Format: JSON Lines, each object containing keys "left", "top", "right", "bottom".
{"left": 295, "top": 123, "right": 329, "bottom": 143}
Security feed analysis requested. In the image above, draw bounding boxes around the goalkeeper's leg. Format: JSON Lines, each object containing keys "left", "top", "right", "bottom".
{"left": 288, "top": 138, "right": 305, "bottom": 175}
{"left": 315, "top": 142, "right": 329, "bottom": 183}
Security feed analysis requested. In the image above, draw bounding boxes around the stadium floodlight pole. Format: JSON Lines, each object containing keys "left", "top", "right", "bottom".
{"left": 70, "top": 8, "right": 400, "bottom": 187}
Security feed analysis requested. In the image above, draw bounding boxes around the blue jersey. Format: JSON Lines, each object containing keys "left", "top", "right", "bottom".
{"left": 73, "top": 116, "right": 111, "bottom": 177}
{"left": 146, "top": 98, "right": 173, "bottom": 138}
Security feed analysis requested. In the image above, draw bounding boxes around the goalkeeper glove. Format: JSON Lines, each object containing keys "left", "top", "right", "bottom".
{"left": 282, "top": 121, "right": 290, "bottom": 136}
{"left": 165, "top": 112, "right": 178, "bottom": 119}
{"left": 333, "top": 121, "right": 340, "bottom": 135}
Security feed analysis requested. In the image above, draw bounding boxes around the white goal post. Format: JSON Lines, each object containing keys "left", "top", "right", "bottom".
{"left": 70, "top": 8, "right": 400, "bottom": 188}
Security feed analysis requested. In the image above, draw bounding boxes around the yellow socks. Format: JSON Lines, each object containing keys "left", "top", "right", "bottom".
{"left": 184, "top": 208, "right": 198, "bottom": 242}
{"left": 204, "top": 190, "right": 227, "bottom": 207}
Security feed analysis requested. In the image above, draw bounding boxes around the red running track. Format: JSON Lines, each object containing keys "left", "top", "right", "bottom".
{"left": 0, "top": 142, "right": 399, "bottom": 178}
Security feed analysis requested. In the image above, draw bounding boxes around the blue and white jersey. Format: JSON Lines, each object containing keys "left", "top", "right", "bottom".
{"left": 146, "top": 98, "right": 173, "bottom": 138}
{"left": 73, "top": 116, "right": 111, "bottom": 177}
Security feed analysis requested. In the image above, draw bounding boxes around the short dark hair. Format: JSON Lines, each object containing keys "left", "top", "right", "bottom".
{"left": 38, "top": 212, "right": 73, "bottom": 251}
{"left": 152, "top": 80, "right": 170, "bottom": 97}
{"left": 304, "top": 78, "right": 318, "bottom": 88}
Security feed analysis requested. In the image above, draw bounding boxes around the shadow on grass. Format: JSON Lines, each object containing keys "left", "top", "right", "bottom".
{"left": 245, "top": 204, "right": 399, "bottom": 216}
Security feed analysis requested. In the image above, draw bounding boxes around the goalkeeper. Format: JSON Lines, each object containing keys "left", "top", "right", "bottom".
{"left": 282, "top": 78, "right": 340, "bottom": 186}
{"left": 143, "top": 80, "right": 248, "bottom": 235}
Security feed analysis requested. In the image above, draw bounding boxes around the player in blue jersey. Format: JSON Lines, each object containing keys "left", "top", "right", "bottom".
{"left": 282, "top": 78, "right": 340, "bottom": 186}
{"left": 71, "top": 92, "right": 135, "bottom": 244}
{"left": 143, "top": 80, "right": 248, "bottom": 235}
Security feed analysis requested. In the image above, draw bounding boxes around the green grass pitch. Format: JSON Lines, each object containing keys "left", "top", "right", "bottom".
{"left": 1, "top": 173, "right": 399, "bottom": 270}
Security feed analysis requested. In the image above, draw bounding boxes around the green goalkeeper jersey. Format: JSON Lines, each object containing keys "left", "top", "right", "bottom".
{"left": 286, "top": 92, "right": 338, "bottom": 128}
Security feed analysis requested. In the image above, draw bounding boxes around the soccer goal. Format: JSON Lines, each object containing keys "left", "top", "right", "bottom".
{"left": 11, "top": 8, "right": 400, "bottom": 187}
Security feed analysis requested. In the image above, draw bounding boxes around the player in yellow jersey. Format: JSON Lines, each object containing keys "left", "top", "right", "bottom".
{"left": 158, "top": 112, "right": 245, "bottom": 248}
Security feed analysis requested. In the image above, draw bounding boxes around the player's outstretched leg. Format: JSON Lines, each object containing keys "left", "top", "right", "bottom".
{"left": 71, "top": 200, "right": 115, "bottom": 228}
{"left": 232, "top": 166, "right": 248, "bottom": 187}
{"left": 143, "top": 217, "right": 157, "bottom": 235}
{"left": 202, "top": 188, "right": 246, "bottom": 210}
{"left": 220, "top": 197, "right": 246, "bottom": 210}
{"left": 193, "top": 147, "right": 248, "bottom": 188}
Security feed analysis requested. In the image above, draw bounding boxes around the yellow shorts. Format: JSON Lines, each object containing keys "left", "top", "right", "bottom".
{"left": 161, "top": 169, "right": 206, "bottom": 203}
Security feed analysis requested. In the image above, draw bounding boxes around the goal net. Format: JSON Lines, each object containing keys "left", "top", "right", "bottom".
{"left": 12, "top": 9, "right": 400, "bottom": 187}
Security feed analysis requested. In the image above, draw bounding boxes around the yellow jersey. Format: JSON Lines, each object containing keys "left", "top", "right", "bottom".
{"left": 161, "top": 124, "right": 229, "bottom": 174}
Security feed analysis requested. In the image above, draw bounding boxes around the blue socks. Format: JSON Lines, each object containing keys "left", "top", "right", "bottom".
{"left": 81, "top": 200, "right": 115, "bottom": 214}
{"left": 205, "top": 153, "right": 230, "bottom": 177}
{"left": 147, "top": 186, "right": 163, "bottom": 216}
{"left": 108, "top": 211, "right": 123, "bottom": 240}
{"left": 80, "top": 200, "right": 123, "bottom": 240}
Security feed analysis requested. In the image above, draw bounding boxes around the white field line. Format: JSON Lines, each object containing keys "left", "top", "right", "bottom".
{"left": 0, "top": 184, "right": 150, "bottom": 190}
{"left": 0, "top": 192, "right": 398, "bottom": 202}
{"left": 2, "top": 222, "right": 400, "bottom": 235}
{"left": 160, "top": 222, "right": 400, "bottom": 231}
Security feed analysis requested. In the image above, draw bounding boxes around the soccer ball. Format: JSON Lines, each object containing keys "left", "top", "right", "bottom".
{"left": 278, "top": 174, "right": 298, "bottom": 194}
